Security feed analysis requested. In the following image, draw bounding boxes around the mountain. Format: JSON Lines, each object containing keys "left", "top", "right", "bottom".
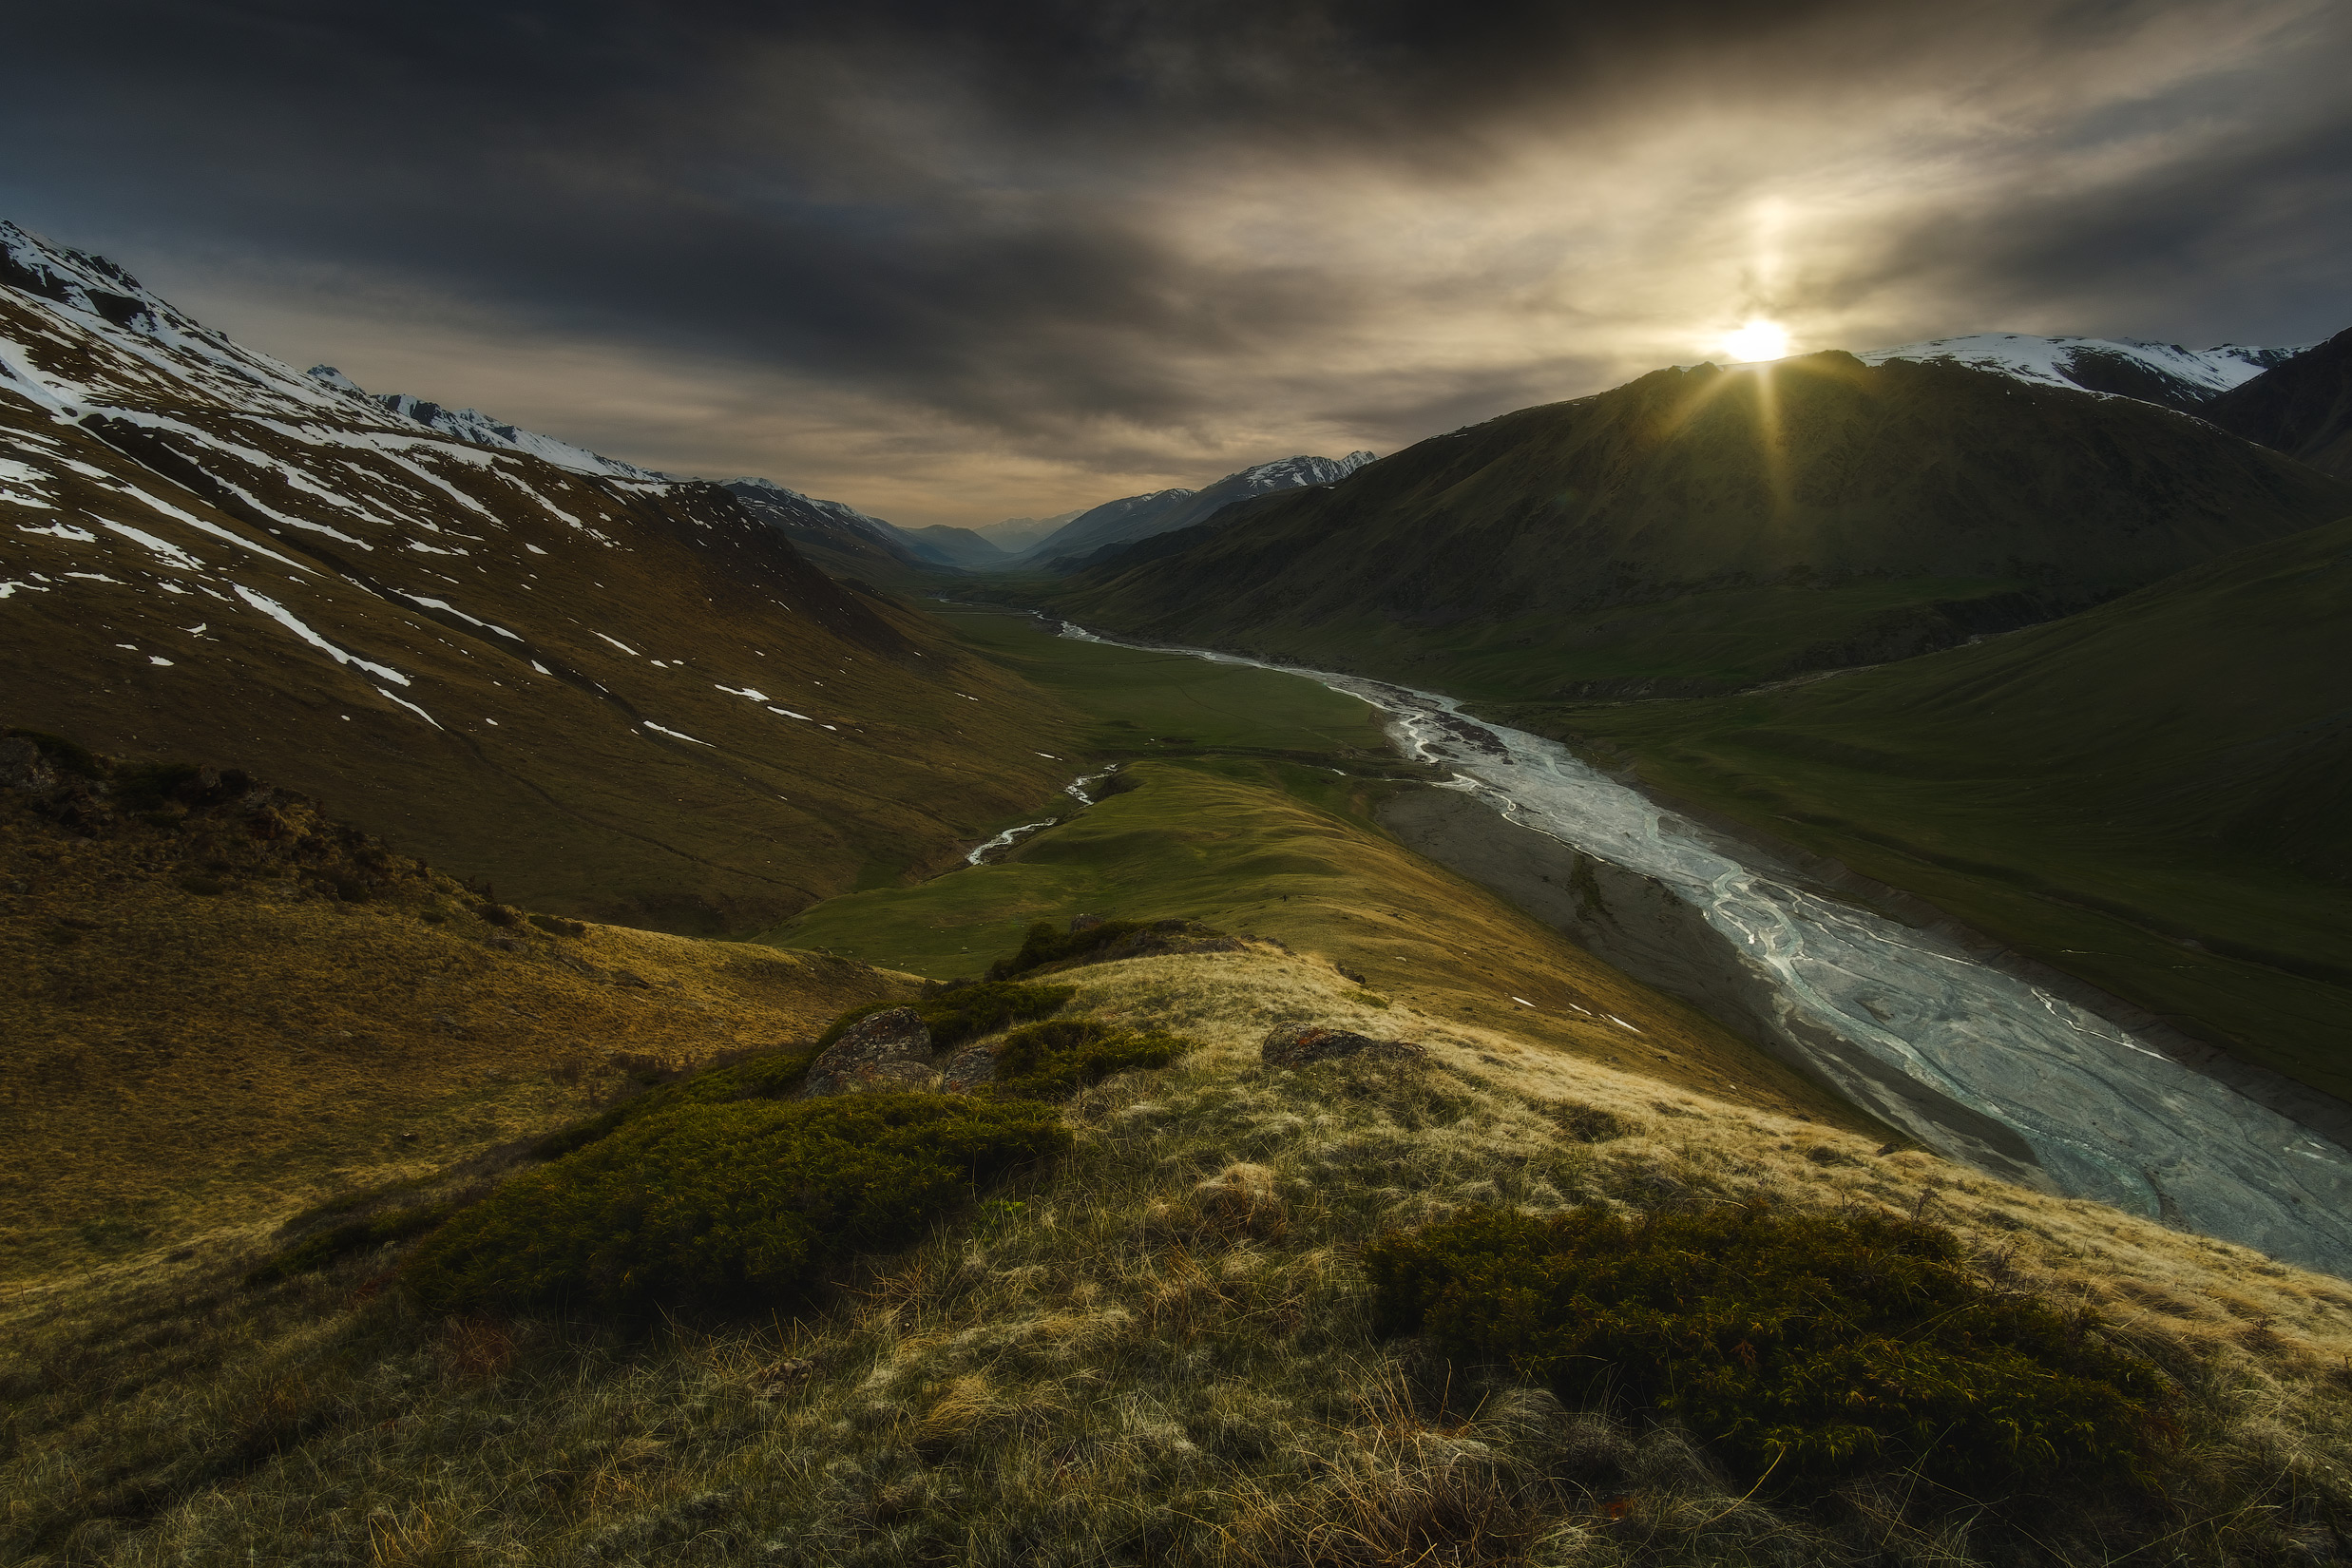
{"left": 1006, "top": 450, "right": 1378, "bottom": 568}
{"left": 722, "top": 478, "right": 1005, "bottom": 574}
{"left": 1049, "top": 350, "right": 2352, "bottom": 698}
{"left": 2201, "top": 327, "right": 2352, "bottom": 479}
{"left": 721, "top": 476, "right": 933, "bottom": 575}
{"left": 976, "top": 507, "right": 1084, "bottom": 552}
{"left": 1523, "top": 511, "right": 2352, "bottom": 1104}
{"left": 0, "top": 219, "right": 1077, "bottom": 930}
{"left": 1858, "top": 334, "right": 2305, "bottom": 411}
{"left": 895, "top": 522, "right": 1006, "bottom": 568}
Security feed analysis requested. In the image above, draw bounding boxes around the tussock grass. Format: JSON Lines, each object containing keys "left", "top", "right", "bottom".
{"left": 5, "top": 948, "right": 2348, "bottom": 1566}
{"left": 0, "top": 775, "right": 915, "bottom": 1283}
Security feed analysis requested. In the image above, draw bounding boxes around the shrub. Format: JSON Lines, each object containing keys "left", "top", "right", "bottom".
{"left": 813, "top": 980, "right": 1077, "bottom": 1053}
{"left": 529, "top": 1044, "right": 823, "bottom": 1158}
{"left": 988, "top": 1018, "right": 1187, "bottom": 1099}
{"left": 1366, "top": 1205, "right": 2170, "bottom": 1499}
{"left": 114, "top": 760, "right": 202, "bottom": 811}
{"left": 985, "top": 917, "right": 1226, "bottom": 980}
{"left": 246, "top": 1202, "right": 456, "bottom": 1287}
{"left": 404, "top": 1094, "right": 1069, "bottom": 1315}
{"left": 5, "top": 727, "right": 100, "bottom": 778}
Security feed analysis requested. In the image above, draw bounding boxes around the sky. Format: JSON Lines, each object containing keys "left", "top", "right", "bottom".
{"left": 3, "top": 0, "right": 2348, "bottom": 528}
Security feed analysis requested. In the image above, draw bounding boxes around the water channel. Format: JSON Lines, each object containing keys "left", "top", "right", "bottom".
{"left": 1052, "top": 618, "right": 2352, "bottom": 1277}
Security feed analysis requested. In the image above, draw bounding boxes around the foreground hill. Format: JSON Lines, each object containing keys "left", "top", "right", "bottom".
{"left": 10, "top": 907, "right": 2350, "bottom": 1564}
{"left": 0, "top": 734, "right": 908, "bottom": 1280}
{"left": 1508, "top": 514, "right": 2352, "bottom": 1104}
{"left": 0, "top": 220, "right": 1077, "bottom": 928}
{"left": 1049, "top": 351, "right": 2352, "bottom": 697}
{"left": 2204, "top": 327, "right": 2352, "bottom": 479}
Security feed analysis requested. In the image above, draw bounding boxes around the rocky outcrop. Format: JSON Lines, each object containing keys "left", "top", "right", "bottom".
{"left": 800, "top": 1007, "right": 941, "bottom": 1096}
{"left": 1260, "top": 1023, "right": 1425, "bottom": 1069}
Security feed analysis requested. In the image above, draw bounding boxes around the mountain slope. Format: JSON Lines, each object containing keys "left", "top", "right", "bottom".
{"left": 1009, "top": 450, "right": 1377, "bottom": 568}
{"left": 0, "top": 220, "right": 1078, "bottom": 930}
{"left": 1513, "top": 514, "right": 2352, "bottom": 1101}
{"left": 1050, "top": 351, "right": 2352, "bottom": 697}
{"left": 2201, "top": 327, "right": 2352, "bottom": 479}
{"left": 1857, "top": 334, "right": 2301, "bottom": 411}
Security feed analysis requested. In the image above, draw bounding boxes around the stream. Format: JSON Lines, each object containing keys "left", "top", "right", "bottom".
{"left": 1051, "top": 618, "right": 2352, "bottom": 1277}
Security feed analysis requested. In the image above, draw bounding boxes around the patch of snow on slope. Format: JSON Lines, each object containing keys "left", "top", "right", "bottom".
{"left": 233, "top": 583, "right": 415, "bottom": 687}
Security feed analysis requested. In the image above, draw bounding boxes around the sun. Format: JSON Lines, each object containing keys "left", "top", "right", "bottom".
{"left": 1720, "top": 319, "right": 1790, "bottom": 363}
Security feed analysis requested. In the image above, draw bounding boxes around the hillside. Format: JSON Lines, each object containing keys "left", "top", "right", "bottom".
{"left": 1047, "top": 351, "right": 2352, "bottom": 697}
{"left": 2204, "top": 327, "right": 2352, "bottom": 478}
{"left": 9, "top": 598, "right": 2352, "bottom": 1568}
{"left": 1501, "top": 514, "right": 2352, "bottom": 1103}
{"left": 0, "top": 734, "right": 911, "bottom": 1281}
{"left": 10, "top": 849, "right": 2351, "bottom": 1564}
{"left": 0, "top": 220, "right": 1079, "bottom": 929}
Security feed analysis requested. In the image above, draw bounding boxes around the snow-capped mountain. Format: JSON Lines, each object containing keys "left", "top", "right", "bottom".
{"left": 0, "top": 218, "right": 1070, "bottom": 926}
{"left": 1857, "top": 335, "right": 2309, "bottom": 412}
{"left": 1008, "top": 449, "right": 1378, "bottom": 569}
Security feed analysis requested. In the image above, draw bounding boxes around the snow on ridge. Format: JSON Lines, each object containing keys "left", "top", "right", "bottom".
{"left": 1854, "top": 334, "right": 2298, "bottom": 401}
{"left": 370, "top": 390, "right": 671, "bottom": 481}
{"left": 1, "top": 220, "right": 362, "bottom": 418}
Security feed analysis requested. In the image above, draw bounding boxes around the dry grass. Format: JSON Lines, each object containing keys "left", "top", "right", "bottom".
{"left": 5, "top": 947, "right": 2347, "bottom": 1566}
{"left": 0, "top": 792, "right": 915, "bottom": 1286}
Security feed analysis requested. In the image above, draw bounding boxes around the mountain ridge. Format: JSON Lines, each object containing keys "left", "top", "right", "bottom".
{"left": 1043, "top": 349, "right": 2352, "bottom": 697}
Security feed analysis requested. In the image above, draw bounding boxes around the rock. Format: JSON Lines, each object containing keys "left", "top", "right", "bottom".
{"left": 1069, "top": 913, "right": 1104, "bottom": 933}
{"left": 1260, "top": 1023, "right": 1425, "bottom": 1069}
{"left": 1, "top": 737, "right": 57, "bottom": 793}
{"left": 801, "top": 1006, "right": 938, "bottom": 1096}
{"left": 488, "top": 934, "right": 523, "bottom": 952}
{"left": 940, "top": 1043, "right": 1000, "bottom": 1092}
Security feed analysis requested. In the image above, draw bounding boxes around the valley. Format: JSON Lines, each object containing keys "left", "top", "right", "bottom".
{"left": 10, "top": 215, "right": 2352, "bottom": 1568}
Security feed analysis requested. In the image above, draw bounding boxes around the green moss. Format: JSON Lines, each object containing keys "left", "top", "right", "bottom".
{"left": 1366, "top": 1205, "right": 2170, "bottom": 1498}
{"left": 404, "top": 1094, "right": 1069, "bottom": 1316}
{"left": 987, "top": 1017, "right": 1187, "bottom": 1099}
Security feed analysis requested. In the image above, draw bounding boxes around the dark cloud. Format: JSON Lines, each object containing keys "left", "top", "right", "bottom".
{"left": 2, "top": 0, "right": 2347, "bottom": 524}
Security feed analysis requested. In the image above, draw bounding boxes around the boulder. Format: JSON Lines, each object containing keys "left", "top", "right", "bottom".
{"left": 802, "top": 1006, "right": 939, "bottom": 1096}
{"left": 1260, "top": 1023, "right": 1425, "bottom": 1069}
{"left": 939, "top": 1043, "right": 1001, "bottom": 1093}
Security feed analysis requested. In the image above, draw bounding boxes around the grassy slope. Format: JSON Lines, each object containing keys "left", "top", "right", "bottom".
{"left": 1041, "top": 354, "right": 2352, "bottom": 696}
{"left": 1499, "top": 516, "right": 2352, "bottom": 1100}
{"left": 774, "top": 610, "right": 1853, "bottom": 1124}
{"left": 10, "top": 948, "right": 2352, "bottom": 1567}
{"left": 0, "top": 775, "right": 914, "bottom": 1284}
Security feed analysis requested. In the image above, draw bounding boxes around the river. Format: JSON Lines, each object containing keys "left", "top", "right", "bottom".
{"left": 1053, "top": 619, "right": 2352, "bottom": 1277}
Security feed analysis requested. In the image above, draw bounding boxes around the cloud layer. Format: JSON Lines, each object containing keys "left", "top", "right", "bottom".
{"left": 4, "top": 0, "right": 2347, "bottom": 525}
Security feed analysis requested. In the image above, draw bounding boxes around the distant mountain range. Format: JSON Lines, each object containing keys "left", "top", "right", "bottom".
{"left": 1003, "top": 451, "right": 1378, "bottom": 571}
{"left": 0, "top": 218, "right": 1076, "bottom": 928}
